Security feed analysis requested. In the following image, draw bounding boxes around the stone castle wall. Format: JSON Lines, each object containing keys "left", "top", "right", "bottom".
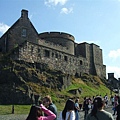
{"left": 38, "top": 39, "right": 70, "bottom": 54}
{"left": 0, "top": 9, "right": 106, "bottom": 79}
{"left": 11, "top": 41, "right": 89, "bottom": 76}
{"left": 39, "top": 32, "right": 75, "bottom": 55}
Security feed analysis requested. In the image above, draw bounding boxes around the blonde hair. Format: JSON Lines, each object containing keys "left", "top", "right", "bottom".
{"left": 44, "top": 95, "right": 52, "bottom": 103}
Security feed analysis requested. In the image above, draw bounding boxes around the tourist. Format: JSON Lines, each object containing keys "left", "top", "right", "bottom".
{"left": 104, "top": 93, "right": 108, "bottom": 108}
{"left": 26, "top": 104, "right": 56, "bottom": 120}
{"left": 83, "top": 97, "right": 90, "bottom": 120}
{"left": 43, "top": 95, "right": 57, "bottom": 120}
{"left": 86, "top": 96, "right": 114, "bottom": 120}
{"left": 75, "top": 98, "right": 80, "bottom": 120}
{"left": 115, "top": 98, "right": 120, "bottom": 120}
{"left": 110, "top": 95, "right": 114, "bottom": 106}
{"left": 58, "top": 99, "right": 75, "bottom": 120}
{"left": 113, "top": 94, "right": 118, "bottom": 115}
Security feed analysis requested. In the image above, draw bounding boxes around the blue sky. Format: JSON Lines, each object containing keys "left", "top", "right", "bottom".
{"left": 0, "top": 0, "right": 120, "bottom": 79}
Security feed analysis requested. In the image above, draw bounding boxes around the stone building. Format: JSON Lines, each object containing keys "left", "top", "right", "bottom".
{"left": 0, "top": 9, "right": 106, "bottom": 79}
{"left": 108, "top": 73, "right": 120, "bottom": 90}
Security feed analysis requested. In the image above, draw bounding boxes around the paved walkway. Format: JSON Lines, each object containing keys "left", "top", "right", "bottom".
{"left": 0, "top": 104, "right": 117, "bottom": 120}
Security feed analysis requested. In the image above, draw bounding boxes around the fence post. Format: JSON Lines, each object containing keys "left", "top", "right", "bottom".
{"left": 12, "top": 105, "right": 14, "bottom": 114}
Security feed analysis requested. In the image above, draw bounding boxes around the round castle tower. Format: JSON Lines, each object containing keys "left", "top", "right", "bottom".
{"left": 39, "top": 32, "right": 75, "bottom": 55}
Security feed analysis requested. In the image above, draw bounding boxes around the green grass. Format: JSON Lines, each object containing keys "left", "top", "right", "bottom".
{"left": 0, "top": 105, "right": 31, "bottom": 115}
{"left": 0, "top": 76, "right": 114, "bottom": 115}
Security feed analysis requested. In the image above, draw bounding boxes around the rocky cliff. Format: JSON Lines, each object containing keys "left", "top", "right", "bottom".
{"left": 0, "top": 53, "right": 73, "bottom": 104}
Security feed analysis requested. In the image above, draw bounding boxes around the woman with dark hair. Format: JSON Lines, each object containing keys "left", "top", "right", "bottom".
{"left": 26, "top": 104, "right": 56, "bottom": 120}
{"left": 86, "top": 97, "right": 114, "bottom": 120}
{"left": 59, "top": 99, "right": 75, "bottom": 120}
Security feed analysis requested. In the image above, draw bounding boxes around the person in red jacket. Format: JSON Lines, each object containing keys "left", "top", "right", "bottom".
{"left": 26, "top": 104, "right": 56, "bottom": 120}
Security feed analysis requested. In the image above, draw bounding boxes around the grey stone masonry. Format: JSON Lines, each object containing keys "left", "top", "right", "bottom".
{"left": 0, "top": 9, "right": 106, "bottom": 79}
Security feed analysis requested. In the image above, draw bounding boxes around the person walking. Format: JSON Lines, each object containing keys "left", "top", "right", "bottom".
{"left": 86, "top": 96, "right": 114, "bottom": 120}
{"left": 26, "top": 104, "right": 56, "bottom": 120}
{"left": 75, "top": 98, "right": 80, "bottom": 120}
{"left": 43, "top": 95, "right": 57, "bottom": 120}
{"left": 104, "top": 94, "right": 108, "bottom": 108}
{"left": 112, "top": 95, "right": 118, "bottom": 116}
{"left": 83, "top": 97, "right": 89, "bottom": 120}
{"left": 58, "top": 99, "right": 75, "bottom": 120}
{"left": 116, "top": 98, "right": 120, "bottom": 120}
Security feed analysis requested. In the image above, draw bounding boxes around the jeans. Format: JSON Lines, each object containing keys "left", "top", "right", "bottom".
{"left": 75, "top": 111, "right": 80, "bottom": 120}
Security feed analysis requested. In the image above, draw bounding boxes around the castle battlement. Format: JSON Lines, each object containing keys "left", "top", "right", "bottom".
{"left": 39, "top": 32, "right": 75, "bottom": 41}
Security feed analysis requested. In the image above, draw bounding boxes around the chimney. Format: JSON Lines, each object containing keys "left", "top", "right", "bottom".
{"left": 21, "top": 9, "right": 28, "bottom": 19}
{"left": 108, "top": 73, "right": 114, "bottom": 79}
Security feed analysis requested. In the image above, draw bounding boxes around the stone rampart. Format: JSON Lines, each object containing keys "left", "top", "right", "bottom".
{"left": 39, "top": 32, "right": 75, "bottom": 55}
{"left": 12, "top": 41, "right": 89, "bottom": 77}
{"left": 39, "top": 32, "right": 75, "bottom": 41}
{"left": 38, "top": 39, "right": 70, "bottom": 54}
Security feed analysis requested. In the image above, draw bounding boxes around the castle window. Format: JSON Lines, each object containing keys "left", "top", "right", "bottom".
{"left": 64, "top": 56, "right": 68, "bottom": 61}
{"left": 31, "top": 46, "right": 34, "bottom": 54}
{"left": 38, "top": 48, "right": 40, "bottom": 53}
{"left": 59, "top": 55, "right": 61, "bottom": 59}
{"left": 52, "top": 52, "right": 54, "bottom": 57}
{"left": 38, "top": 48, "right": 41, "bottom": 57}
{"left": 31, "top": 46, "right": 34, "bottom": 52}
{"left": 21, "top": 28, "right": 27, "bottom": 37}
{"left": 55, "top": 53, "right": 58, "bottom": 58}
{"left": 80, "top": 60, "right": 82, "bottom": 65}
{"left": 0, "top": 48, "right": 2, "bottom": 52}
{"left": 38, "top": 54, "right": 41, "bottom": 57}
{"left": 45, "top": 50, "right": 50, "bottom": 58}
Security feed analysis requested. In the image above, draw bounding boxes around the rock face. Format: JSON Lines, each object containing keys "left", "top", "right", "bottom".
{"left": 0, "top": 58, "right": 72, "bottom": 104}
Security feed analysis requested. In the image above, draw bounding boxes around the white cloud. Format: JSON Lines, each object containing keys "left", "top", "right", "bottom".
{"left": 106, "top": 66, "right": 120, "bottom": 79}
{"left": 60, "top": 7, "right": 73, "bottom": 14}
{"left": 0, "top": 23, "right": 10, "bottom": 35}
{"left": 108, "top": 49, "right": 120, "bottom": 59}
{"left": 44, "top": 0, "right": 68, "bottom": 6}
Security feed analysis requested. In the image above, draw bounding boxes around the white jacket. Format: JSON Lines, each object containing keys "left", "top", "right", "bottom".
{"left": 58, "top": 111, "right": 75, "bottom": 120}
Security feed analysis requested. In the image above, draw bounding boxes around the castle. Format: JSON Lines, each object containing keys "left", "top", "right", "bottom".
{"left": 0, "top": 9, "right": 106, "bottom": 79}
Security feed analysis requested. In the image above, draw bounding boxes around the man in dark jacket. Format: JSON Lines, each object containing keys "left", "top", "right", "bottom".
{"left": 83, "top": 97, "right": 89, "bottom": 120}
{"left": 43, "top": 95, "right": 57, "bottom": 120}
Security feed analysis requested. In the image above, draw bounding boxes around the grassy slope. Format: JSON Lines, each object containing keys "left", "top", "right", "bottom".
{"left": 0, "top": 75, "right": 111, "bottom": 115}
{"left": 55, "top": 77, "right": 111, "bottom": 111}
{"left": 0, "top": 53, "right": 113, "bottom": 114}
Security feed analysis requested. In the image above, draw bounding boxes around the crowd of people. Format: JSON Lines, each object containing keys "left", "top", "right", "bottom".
{"left": 110, "top": 94, "right": 120, "bottom": 120}
{"left": 26, "top": 94, "right": 120, "bottom": 120}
